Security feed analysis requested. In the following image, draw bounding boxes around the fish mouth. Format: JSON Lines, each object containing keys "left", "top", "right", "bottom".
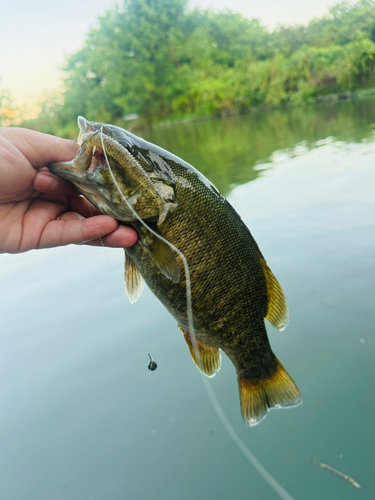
{"left": 47, "top": 155, "right": 91, "bottom": 185}
{"left": 48, "top": 118, "right": 117, "bottom": 186}
{"left": 47, "top": 117, "right": 95, "bottom": 183}
{"left": 48, "top": 116, "right": 136, "bottom": 183}
{"left": 46, "top": 117, "right": 154, "bottom": 220}
{"left": 77, "top": 116, "right": 93, "bottom": 144}
{"left": 47, "top": 116, "right": 177, "bottom": 223}
{"left": 47, "top": 130, "right": 136, "bottom": 218}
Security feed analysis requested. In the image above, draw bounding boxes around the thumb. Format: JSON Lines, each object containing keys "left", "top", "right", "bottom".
{"left": 0, "top": 128, "right": 79, "bottom": 168}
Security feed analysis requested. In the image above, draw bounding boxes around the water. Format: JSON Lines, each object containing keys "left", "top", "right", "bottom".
{"left": 1, "top": 99, "right": 374, "bottom": 500}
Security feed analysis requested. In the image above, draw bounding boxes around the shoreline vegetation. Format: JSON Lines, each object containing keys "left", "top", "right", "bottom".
{"left": 2, "top": 0, "right": 375, "bottom": 136}
{"left": 152, "top": 87, "right": 375, "bottom": 129}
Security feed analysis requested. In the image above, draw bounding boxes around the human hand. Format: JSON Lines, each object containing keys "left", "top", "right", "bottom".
{"left": 0, "top": 127, "right": 138, "bottom": 253}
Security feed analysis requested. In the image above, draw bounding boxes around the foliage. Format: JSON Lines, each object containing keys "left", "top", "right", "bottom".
{"left": 0, "top": 81, "right": 16, "bottom": 127}
{"left": 24, "top": 0, "right": 375, "bottom": 135}
{"left": 142, "top": 97, "right": 375, "bottom": 194}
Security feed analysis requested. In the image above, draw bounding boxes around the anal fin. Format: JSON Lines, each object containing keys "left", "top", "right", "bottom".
{"left": 179, "top": 325, "right": 221, "bottom": 378}
{"left": 124, "top": 251, "right": 145, "bottom": 304}
{"left": 238, "top": 358, "right": 301, "bottom": 426}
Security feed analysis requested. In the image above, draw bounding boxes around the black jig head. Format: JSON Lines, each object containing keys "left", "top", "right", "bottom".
{"left": 148, "top": 353, "right": 157, "bottom": 371}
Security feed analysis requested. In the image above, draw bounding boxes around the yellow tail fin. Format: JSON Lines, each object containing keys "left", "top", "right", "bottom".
{"left": 238, "top": 359, "right": 301, "bottom": 426}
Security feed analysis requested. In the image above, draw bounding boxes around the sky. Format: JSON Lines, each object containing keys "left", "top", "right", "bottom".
{"left": 0, "top": 0, "right": 337, "bottom": 114}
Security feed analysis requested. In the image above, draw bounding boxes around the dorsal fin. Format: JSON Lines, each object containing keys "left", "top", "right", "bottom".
{"left": 124, "top": 251, "right": 145, "bottom": 304}
{"left": 260, "top": 258, "right": 289, "bottom": 331}
{"left": 179, "top": 325, "right": 221, "bottom": 378}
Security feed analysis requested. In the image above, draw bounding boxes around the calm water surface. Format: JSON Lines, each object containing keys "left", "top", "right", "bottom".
{"left": 0, "top": 99, "right": 374, "bottom": 500}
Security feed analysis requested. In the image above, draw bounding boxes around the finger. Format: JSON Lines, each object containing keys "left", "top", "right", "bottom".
{"left": 68, "top": 196, "right": 102, "bottom": 217}
{"left": 57, "top": 211, "right": 85, "bottom": 222}
{"left": 37, "top": 191, "right": 69, "bottom": 208}
{"left": 38, "top": 215, "right": 120, "bottom": 249}
{"left": 0, "top": 128, "right": 79, "bottom": 168}
{"left": 34, "top": 171, "right": 102, "bottom": 217}
{"left": 87, "top": 224, "right": 138, "bottom": 248}
{"left": 34, "top": 170, "right": 79, "bottom": 196}
{"left": 0, "top": 133, "right": 39, "bottom": 200}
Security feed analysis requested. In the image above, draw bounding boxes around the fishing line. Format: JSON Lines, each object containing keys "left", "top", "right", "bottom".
{"left": 99, "top": 127, "right": 297, "bottom": 500}
{"left": 87, "top": 203, "right": 124, "bottom": 294}
{"left": 203, "top": 378, "right": 296, "bottom": 500}
{"left": 99, "top": 127, "right": 196, "bottom": 348}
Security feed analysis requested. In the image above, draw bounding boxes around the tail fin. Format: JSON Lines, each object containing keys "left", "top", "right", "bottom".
{"left": 238, "top": 359, "right": 301, "bottom": 426}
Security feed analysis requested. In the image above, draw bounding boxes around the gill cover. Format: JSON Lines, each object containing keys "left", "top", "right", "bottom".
{"left": 80, "top": 120, "right": 181, "bottom": 283}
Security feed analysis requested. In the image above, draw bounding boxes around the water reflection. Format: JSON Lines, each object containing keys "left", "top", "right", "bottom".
{"left": 144, "top": 98, "right": 375, "bottom": 194}
{"left": 0, "top": 98, "right": 374, "bottom": 500}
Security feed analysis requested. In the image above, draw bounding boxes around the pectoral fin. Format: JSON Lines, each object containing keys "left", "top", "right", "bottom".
{"left": 147, "top": 236, "right": 180, "bottom": 283}
{"left": 179, "top": 325, "right": 221, "bottom": 378}
{"left": 124, "top": 251, "right": 145, "bottom": 304}
{"left": 260, "top": 258, "right": 289, "bottom": 330}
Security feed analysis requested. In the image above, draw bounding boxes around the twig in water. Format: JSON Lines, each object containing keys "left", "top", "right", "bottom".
{"left": 310, "top": 460, "right": 361, "bottom": 489}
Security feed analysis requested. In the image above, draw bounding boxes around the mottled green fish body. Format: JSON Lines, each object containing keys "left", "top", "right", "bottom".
{"left": 48, "top": 117, "right": 301, "bottom": 426}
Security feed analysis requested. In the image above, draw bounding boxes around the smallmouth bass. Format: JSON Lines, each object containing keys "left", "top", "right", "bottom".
{"left": 48, "top": 117, "right": 301, "bottom": 425}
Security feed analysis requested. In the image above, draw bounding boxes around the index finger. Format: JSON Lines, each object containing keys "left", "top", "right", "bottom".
{"left": 0, "top": 127, "right": 79, "bottom": 168}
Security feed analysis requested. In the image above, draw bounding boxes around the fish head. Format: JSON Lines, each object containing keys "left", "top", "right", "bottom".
{"left": 48, "top": 116, "right": 177, "bottom": 224}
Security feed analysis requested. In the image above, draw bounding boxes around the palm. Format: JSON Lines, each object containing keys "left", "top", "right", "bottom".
{"left": 0, "top": 127, "right": 138, "bottom": 253}
{"left": 0, "top": 194, "right": 82, "bottom": 253}
{"left": 0, "top": 133, "right": 38, "bottom": 202}
{"left": 0, "top": 134, "right": 62, "bottom": 252}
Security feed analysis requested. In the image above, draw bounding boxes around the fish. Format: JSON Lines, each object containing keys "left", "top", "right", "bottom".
{"left": 48, "top": 116, "right": 301, "bottom": 425}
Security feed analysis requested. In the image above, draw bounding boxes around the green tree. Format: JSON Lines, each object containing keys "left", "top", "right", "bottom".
{"left": 24, "top": 0, "right": 375, "bottom": 134}
{"left": 272, "top": 0, "right": 375, "bottom": 53}
{"left": 0, "top": 80, "right": 16, "bottom": 126}
{"left": 60, "top": 0, "right": 189, "bottom": 125}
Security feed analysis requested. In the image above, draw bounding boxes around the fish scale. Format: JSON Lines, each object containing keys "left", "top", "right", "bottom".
{"left": 48, "top": 116, "right": 301, "bottom": 426}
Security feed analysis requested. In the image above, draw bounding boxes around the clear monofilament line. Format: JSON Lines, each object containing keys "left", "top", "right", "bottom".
{"left": 99, "top": 127, "right": 297, "bottom": 500}
{"left": 99, "top": 128, "right": 196, "bottom": 351}
{"left": 87, "top": 202, "right": 124, "bottom": 294}
{"left": 203, "top": 379, "right": 296, "bottom": 500}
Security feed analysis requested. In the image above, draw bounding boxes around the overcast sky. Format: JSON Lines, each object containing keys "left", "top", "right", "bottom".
{"left": 0, "top": 0, "right": 337, "bottom": 111}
